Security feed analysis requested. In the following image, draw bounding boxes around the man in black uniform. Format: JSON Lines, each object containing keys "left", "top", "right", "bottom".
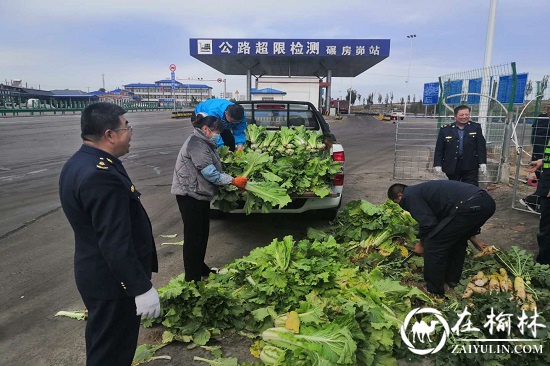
{"left": 527, "top": 137, "right": 550, "bottom": 264}
{"left": 59, "top": 103, "right": 160, "bottom": 366}
{"left": 520, "top": 103, "right": 550, "bottom": 212}
{"left": 388, "top": 180, "right": 495, "bottom": 296}
{"left": 433, "top": 105, "right": 487, "bottom": 186}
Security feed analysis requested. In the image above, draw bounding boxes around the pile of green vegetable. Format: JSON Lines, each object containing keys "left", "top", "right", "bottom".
{"left": 212, "top": 125, "right": 341, "bottom": 214}
{"left": 140, "top": 199, "right": 550, "bottom": 366}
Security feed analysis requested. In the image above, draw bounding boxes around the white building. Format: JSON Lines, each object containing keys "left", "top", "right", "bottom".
{"left": 255, "top": 77, "right": 320, "bottom": 106}
{"left": 124, "top": 80, "right": 212, "bottom": 106}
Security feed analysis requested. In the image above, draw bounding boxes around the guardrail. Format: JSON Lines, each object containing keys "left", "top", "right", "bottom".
{"left": 0, "top": 99, "right": 195, "bottom": 116}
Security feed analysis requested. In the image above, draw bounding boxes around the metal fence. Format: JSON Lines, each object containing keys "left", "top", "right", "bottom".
{"left": 511, "top": 115, "right": 550, "bottom": 215}
{"left": 393, "top": 117, "right": 505, "bottom": 183}
{"left": 393, "top": 63, "right": 521, "bottom": 184}
{"left": 0, "top": 98, "right": 186, "bottom": 116}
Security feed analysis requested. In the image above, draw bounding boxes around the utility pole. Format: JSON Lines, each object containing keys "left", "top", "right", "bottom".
{"left": 404, "top": 34, "right": 416, "bottom": 117}
{"left": 479, "top": 0, "right": 498, "bottom": 134}
{"left": 102, "top": 74, "right": 105, "bottom": 90}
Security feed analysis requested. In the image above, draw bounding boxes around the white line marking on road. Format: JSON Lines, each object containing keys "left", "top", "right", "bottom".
{"left": 28, "top": 169, "right": 48, "bottom": 175}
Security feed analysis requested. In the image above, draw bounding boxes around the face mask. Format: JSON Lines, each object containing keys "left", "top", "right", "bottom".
{"left": 210, "top": 133, "right": 221, "bottom": 144}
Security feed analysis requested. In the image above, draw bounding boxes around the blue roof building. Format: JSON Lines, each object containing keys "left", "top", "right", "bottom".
{"left": 250, "top": 87, "right": 287, "bottom": 101}
{"left": 124, "top": 80, "right": 213, "bottom": 105}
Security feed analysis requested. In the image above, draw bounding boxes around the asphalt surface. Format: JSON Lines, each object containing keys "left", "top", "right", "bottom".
{"left": 0, "top": 112, "right": 398, "bottom": 365}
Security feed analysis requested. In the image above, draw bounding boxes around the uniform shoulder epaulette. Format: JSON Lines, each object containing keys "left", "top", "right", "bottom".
{"left": 96, "top": 157, "right": 109, "bottom": 170}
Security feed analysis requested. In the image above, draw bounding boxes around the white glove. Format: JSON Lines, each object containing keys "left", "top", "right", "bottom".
{"left": 135, "top": 286, "right": 160, "bottom": 319}
{"left": 434, "top": 166, "right": 442, "bottom": 174}
{"left": 479, "top": 164, "right": 487, "bottom": 173}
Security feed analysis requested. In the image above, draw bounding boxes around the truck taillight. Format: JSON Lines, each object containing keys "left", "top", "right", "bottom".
{"left": 332, "top": 151, "right": 345, "bottom": 162}
{"left": 332, "top": 151, "right": 344, "bottom": 186}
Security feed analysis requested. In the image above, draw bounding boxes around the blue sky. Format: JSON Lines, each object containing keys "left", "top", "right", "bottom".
{"left": 1, "top": 0, "right": 548, "bottom": 102}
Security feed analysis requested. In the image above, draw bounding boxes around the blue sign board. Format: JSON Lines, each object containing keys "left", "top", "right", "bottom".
{"left": 190, "top": 38, "right": 390, "bottom": 57}
{"left": 443, "top": 80, "right": 463, "bottom": 105}
{"left": 423, "top": 82, "right": 439, "bottom": 105}
{"left": 170, "top": 72, "right": 175, "bottom": 91}
{"left": 467, "top": 78, "right": 482, "bottom": 105}
{"left": 497, "top": 73, "right": 528, "bottom": 105}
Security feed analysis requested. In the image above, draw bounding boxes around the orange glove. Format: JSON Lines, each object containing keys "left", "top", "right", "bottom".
{"left": 231, "top": 176, "right": 248, "bottom": 190}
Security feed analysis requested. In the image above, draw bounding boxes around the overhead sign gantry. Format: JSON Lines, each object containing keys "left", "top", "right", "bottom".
{"left": 190, "top": 38, "right": 390, "bottom": 111}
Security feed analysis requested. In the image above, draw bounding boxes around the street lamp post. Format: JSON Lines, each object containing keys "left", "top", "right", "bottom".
{"left": 404, "top": 34, "right": 416, "bottom": 117}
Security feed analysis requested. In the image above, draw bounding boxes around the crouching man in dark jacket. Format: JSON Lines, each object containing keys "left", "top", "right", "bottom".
{"left": 388, "top": 180, "right": 495, "bottom": 296}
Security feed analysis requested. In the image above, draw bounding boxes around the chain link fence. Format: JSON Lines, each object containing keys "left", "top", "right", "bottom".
{"left": 393, "top": 117, "right": 505, "bottom": 183}
{"left": 511, "top": 114, "right": 550, "bottom": 215}
{"left": 393, "top": 63, "right": 520, "bottom": 184}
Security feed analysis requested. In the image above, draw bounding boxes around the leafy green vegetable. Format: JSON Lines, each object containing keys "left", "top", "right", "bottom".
{"left": 193, "top": 356, "right": 239, "bottom": 366}
{"left": 243, "top": 182, "right": 292, "bottom": 213}
{"left": 55, "top": 310, "right": 87, "bottom": 321}
{"left": 213, "top": 127, "right": 340, "bottom": 213}
{"left": 132, "top": 344, "right": 170, "bottom": 365}
{"left": 150, "top": 199, "right": 550, "bottom": 366}
{"left": 262, "top": 323, "right": 357, "bottom": 365}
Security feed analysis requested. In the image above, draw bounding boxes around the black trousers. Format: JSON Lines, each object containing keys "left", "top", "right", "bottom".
{"left": 424, "top": 191, "right": 496, "bottom": 295}
{"left": 176, "top": 195, "right": 212, "bottom": 281}
{"left": 537, "top": 196, "right": 550, "bottom": 264}
{"left": 81, "top": 296, "right": 140, "bottom": 366}
{"left": 446, "top": 157, "right": 479, "bottom": 186}
{"left": 220, "top": 128, "right": 236, "bottom": 151}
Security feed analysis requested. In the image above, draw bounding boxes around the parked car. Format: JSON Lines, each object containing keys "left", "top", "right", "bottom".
{"left": 388, "top": 109, "right": 405, "bottom": 120}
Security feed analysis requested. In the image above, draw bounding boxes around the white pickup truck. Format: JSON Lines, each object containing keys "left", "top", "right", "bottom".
{"left": 211, "top": 100, "right": 345, "bottom": 219}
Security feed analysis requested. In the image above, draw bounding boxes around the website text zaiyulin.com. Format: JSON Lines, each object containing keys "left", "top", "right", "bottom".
{"left": 451, "top": 343, "right": 543, "bottom": 354}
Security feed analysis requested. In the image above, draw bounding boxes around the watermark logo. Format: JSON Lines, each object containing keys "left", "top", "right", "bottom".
{"left": 400, "top": 307, "right": 450, "bottom": 355}
{"left": 401, "top": 306, "right": 546, "bottom": 355}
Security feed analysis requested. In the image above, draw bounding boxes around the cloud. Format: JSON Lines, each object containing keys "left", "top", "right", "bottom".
{"left": 1, "top": 0, "right": 548, "bottom": 100}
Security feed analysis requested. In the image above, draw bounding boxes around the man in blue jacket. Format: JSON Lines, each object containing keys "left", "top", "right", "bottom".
{"left": 194, "top": 99, "right": 247, "bottom": 151}
{"left": 433, "top": 105, "right": 487, "bottom": 186}
{"left": 59, "top": 103, "right": 160, "bottom": 366}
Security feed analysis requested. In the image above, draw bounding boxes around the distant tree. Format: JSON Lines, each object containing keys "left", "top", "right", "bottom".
{"left": 525, "top": 80, "right": 533, "bottom": 99}
{"left": 346, "top": 88, "right": 357, "bottom": 105}
{"left": 390, "top": 92, "right": 394, "bottom": 106}
{"left": 357, "top": 93, "right": 362, "bottom": 105}
{"left": 400, "top": 97, "right": 405, "bottom": 105}
{"left": 542, "top": 75, "right": 549, "bottom": 97}
{"left": 413, "top": 94, "right": 416, "bottom": 104}
{"left": 407, "top": 95, "right": 411, "bottom": 104}
{"left": 367, "top": 93, "right": 373, "bottom": 105}
{"left": 99, "top": 88, "right": 106, "bottom": 92}
{"left": 384, "top": 94, "right": 389, "bottom": 106}
{"left": 378, "top": 94, "right": 382, "bottom": 104}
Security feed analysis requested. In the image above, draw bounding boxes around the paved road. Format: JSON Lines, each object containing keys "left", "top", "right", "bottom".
{"left": 0, "top": 112, "right": 397, "bottom": 365}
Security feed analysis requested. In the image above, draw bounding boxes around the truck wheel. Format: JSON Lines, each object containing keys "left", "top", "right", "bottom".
{"left": 400, "top": 117, "right": 404, "bottom": 120}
